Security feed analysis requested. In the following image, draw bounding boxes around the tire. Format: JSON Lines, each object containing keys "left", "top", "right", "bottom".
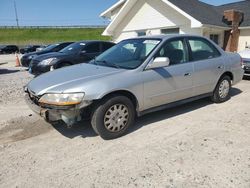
{"left": 211, "top": 75, "right": 231, "bottom": 103}
{"left": 91, "top": 95, "right": 135, "bottom": 140}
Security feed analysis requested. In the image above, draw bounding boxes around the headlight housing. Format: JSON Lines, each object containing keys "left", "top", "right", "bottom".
{"left": 40, "top": 58, "right": 57, "bottom": 65}
{"left": 39, "top": 93, "right": 84, "bottom": 106}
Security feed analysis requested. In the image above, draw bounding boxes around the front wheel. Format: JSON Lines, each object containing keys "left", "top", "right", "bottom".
{"left": 91, "top": 95, "right": 135, "bottom": 140}
{"left": 211, "top": 75, "right": 231, "bottom": 103}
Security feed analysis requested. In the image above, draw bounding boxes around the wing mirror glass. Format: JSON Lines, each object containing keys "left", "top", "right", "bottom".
{"left": 146, "top": 57, "right": 170, "bottom": 70}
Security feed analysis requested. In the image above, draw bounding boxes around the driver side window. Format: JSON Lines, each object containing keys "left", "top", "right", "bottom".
{"left": 155, "top": 39, "right": 188, "bottom": 65}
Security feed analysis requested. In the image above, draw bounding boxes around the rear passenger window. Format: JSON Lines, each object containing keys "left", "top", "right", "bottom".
{"left": 85, "top": 43, "right": 100, "bottom": 53}
{"left": 188, "top": 38, "right": 220, "bottom": 61}
{"left": 155, "top": 39, "right": 188, "bottom": 65}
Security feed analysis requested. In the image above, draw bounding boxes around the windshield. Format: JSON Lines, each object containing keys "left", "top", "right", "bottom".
{"left": 91, "top": 39, "right": 161, "bottom": 69}
{"left": 42, "top": 44, "right": 59, "bottom": 51}
{"left": 59, "top": 42, "right": 84, "bottom": 54}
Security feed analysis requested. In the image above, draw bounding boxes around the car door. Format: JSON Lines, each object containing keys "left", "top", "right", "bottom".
{"left": 78, "top": 42, "right": 101, "bottom": 63}
{"left": 143, "top": 38, "right": 194, "bottom": 110}
{"left": 186, "top": 37, "right": 224, "bottom": 96}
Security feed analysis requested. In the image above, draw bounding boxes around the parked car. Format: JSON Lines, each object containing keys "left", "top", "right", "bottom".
{"left": 21, "top": 42, "right": 73, "bottom": 67}
{"left": 0, "top": 45, "right": 19, "bottom": 54}
{"left": 20, "top": 45, "right": 42, "bottom": 54}
{"left": 25, "top": 35, "right": 244, "bottom": 140}
{"left": 36, "top": 45, "right": 48, "bottom": 52}
{"left": 238, "top": 46, "right": 250, "bottom": 75}
{"left": 28, "top": 41, "right": 115, "bottom": 75}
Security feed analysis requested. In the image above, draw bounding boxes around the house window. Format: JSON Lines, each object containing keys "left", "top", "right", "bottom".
{"left": 161, "top": 28, "right": 180, "bottom": 34}
{"left": 210, "top": 34, "right": 219, "bottom": 44}
{"left": 137, "top": 31, "right": 146, "bottom": 36}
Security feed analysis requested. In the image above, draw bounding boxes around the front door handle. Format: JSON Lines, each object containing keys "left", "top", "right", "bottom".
{"left": 218, "top": 65, "right": 224, "bottom": 69}
{"left": 184, "top": 73, "right": 191, "bottom": 76}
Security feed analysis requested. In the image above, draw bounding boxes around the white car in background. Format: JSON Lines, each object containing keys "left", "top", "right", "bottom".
{"left": 238, "top": 46, "right": 250, "bottom": 75}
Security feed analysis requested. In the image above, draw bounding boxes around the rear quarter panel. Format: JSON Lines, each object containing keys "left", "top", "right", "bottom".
{"left": 223, "top": 52, "right": 244, "bottom": 85}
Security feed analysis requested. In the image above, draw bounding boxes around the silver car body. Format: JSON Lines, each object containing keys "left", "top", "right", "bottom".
{"left": 26, "top": 35, "right": 244, "bottom": 125}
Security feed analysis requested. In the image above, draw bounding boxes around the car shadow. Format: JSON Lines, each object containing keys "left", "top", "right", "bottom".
{"left": 0, "top": 69, "right": 20, "bottom": 74}
{"left": 52, "top": 120, "right": 97, "bottom": 139}
{"left": 52, "top": 87, "right": 242, "bottom": 139}
{"left": 0, "top": 62, "right": 8, "bottom": 66}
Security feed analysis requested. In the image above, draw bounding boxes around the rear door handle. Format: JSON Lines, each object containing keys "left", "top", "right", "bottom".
{"left": 184, "top": 73, "right": 191, "bottom": 76}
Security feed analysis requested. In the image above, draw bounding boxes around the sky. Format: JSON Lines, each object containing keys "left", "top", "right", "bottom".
{"left": 0, "top": 0, "right": 244, "bottom": 27}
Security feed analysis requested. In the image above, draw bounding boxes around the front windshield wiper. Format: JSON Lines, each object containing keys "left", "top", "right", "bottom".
{"left": 95, "top": 59, "right": 121, "bottom": 69}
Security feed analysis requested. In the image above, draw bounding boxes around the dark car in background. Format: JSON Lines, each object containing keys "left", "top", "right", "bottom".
{"left": 29, "top": 40, "right": 115, "bottom": 75}
{"left": 20, "top": 45, "right": 42, "bottom": 54}
{"left": 0, "top": 45, "right": 19, "bottom": 54}
{"left": 21, "top": 42, "right": 73, "bottom": 67}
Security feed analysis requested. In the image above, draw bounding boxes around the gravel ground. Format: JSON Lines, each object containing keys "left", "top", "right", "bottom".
{"left": 0, "top": 54, "right": 250, "bottom": 188}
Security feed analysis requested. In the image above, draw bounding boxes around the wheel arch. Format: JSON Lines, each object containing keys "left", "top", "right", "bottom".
{"left": 220, "top": 71, "right": 234, "bottom": 82}
{"left": 97, "top": 90, "right": 140, "bottom": 113}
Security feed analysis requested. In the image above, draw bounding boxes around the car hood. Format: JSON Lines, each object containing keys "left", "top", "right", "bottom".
{"left": 238, "top": 49, "right": 250, "bottom": 59}
{"left": 33, "top": 52, "right": 67, "bottom": 61}
{"left": 27, "top": 63, "right": 124, "bottom": 96}
{"left": 22, "top": 50, "right": 51, "bottom": 58}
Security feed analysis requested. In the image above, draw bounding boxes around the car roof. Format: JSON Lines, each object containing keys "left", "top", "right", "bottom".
{"left": 75, "top": 40, "right": 114, "bottom": 44}
{"left": 131, "top": 34, "right": 206, "bottom": 40}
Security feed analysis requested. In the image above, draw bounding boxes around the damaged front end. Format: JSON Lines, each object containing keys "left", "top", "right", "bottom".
{"left": 24, "top": 88, "right": 92, "bottom": 128}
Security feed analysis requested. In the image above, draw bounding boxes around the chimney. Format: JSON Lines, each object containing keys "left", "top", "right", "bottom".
{"left": 223, "top": 10, "right": 243, "bottom": 52}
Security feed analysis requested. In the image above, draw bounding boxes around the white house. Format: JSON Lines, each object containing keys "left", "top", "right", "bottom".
{"left": 100, "top": 0, "right": 250, "bottom": 52}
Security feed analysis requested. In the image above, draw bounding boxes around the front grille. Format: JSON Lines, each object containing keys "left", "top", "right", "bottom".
{"left": 27, "top": 90, "right": 40, "bottom": 105}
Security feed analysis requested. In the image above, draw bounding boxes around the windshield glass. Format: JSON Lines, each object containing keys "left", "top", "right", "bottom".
{"left": 59, "top": 42, "right": 84, "bottom": 54}
{"left": 42, "top": 44, "right": 59, "bottom": 51}
{"left": 91, "top": 39, "right": 161, "bottom": 69}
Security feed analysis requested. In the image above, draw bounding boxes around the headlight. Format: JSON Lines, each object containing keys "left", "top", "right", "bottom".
{"left": 40, "top": 58, "right": 57, "bottom": 65}
{"left": 39, "top": 93, "right": 84, "bottom": 106}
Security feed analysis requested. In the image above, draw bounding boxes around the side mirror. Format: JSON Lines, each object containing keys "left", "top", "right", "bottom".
{"left": 146, "top": 57, "right": 170, "bottom": 70}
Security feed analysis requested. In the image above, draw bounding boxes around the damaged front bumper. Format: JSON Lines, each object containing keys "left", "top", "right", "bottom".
{"left": 24, "top": 94, "right": 91, "bottom": 127}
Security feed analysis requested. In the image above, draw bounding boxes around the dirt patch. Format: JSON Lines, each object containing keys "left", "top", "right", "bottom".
{"left": 0, "top": 116, "right": 53, "bottom": 144}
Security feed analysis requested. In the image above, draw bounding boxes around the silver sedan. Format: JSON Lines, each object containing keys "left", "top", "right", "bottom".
{"left": 25, "top": 35, "right": 244, "bottom": 139}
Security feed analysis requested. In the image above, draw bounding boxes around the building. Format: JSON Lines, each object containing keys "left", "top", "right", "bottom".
{"left": 100, "top": 0, "right": 250, "bottom": 51}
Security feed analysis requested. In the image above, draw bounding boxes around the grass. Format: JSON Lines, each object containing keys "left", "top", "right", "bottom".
{"left": 0, "top": 28, "right": 111, "bottom": 46}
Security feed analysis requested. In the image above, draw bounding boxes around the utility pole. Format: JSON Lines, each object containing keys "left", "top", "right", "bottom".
{"left": 14, "top": 0, "right": 19, "bottom": 28}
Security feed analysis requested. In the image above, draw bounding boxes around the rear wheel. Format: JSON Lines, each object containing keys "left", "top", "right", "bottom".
{"left": 211, "top": 75, "right": 231, "bottom": 103}
{"left": 91, "top": 95, "right": 135, "bottom": 140}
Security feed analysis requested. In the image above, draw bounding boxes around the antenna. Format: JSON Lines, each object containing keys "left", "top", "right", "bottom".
{"left": 14, "top": 0, "right": 19, "bottom": 28}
